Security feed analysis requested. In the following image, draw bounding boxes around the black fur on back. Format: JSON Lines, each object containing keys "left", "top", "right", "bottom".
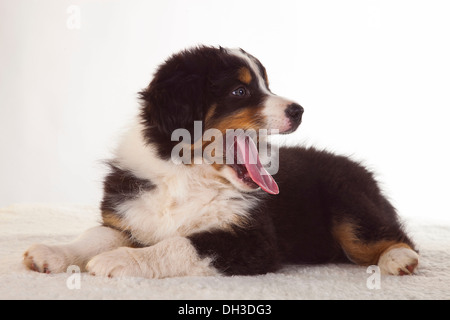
{"left": 189, "top": 146, "right": 415, "bottom": 274}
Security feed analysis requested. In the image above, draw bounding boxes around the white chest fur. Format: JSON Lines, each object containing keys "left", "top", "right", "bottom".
{"left": 112, "top": 122, "right": 257, "bottom": 246}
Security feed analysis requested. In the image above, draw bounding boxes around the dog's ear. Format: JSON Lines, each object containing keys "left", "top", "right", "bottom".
{"left": 140, "top": 63, "right": 207, "bottom": 138}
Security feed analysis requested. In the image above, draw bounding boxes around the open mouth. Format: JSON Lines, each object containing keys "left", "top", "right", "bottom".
{"left": 226, "top": 135, "right": 279, "bottom": 195}
{"left": 229, "top": 162, "right": 259, "bottom": 189}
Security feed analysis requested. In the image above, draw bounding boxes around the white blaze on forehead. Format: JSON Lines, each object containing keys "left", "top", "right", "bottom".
{"left": 228, "top": 48, "right": 270, "bottom": 94}
{"left": 228, "top": 48, "right": 296, "bottom": 133}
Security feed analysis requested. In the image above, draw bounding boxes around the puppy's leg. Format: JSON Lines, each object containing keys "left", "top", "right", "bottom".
{"left": 378, "top": 243, "right": 419, "bottom": 275}
{"left": 333, "top": 221, "right": 419, "bottom": 275}
{"left": 86, "top": 237, "right": 219, "bottom": 278}
{"left": 23, "top": 226, "right": 131, "bottom": 273}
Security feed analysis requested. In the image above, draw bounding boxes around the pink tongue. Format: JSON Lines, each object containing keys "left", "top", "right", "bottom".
{"left": 235, "top": 136, "right": 279, "bottom": 195}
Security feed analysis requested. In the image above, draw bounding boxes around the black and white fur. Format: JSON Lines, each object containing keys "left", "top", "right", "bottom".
{"left": 24, "top": 46, "right": 419, "bottom": 278}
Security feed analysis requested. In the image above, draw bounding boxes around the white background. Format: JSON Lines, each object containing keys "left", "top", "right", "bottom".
{"left": 1, "top": 0, "right": 449, "bottom": 219}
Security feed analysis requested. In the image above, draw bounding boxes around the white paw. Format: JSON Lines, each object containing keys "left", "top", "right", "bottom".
{"left": 378, "top": 246, "right": 419, "bottom": 275}
{"left": 23, "top": 244, "right": 70, "bottom": 274}
{"left": 86, "top": 247, "right": 142, "bottom": 278}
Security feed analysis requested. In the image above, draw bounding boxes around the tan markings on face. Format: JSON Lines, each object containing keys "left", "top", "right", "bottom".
{"left": 238, "top": 67, "right": 252, "bottom": 85}
{"left": 332, "top": 221, "right": 414, "bottom": 266}
{"left": 209, "top": 107, "right": 265, "bottom": 134}
{"left": 204, "top": 106, "right": 265, "bottom": 175}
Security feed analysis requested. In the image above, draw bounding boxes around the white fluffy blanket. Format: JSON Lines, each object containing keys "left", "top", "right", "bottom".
{"left": 1, "top": 204, "right": 449, "bottom": 300}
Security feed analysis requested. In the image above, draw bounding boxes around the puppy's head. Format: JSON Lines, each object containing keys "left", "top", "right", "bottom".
{"left": 140, "top": 46, "right": 303, "bottom": 194}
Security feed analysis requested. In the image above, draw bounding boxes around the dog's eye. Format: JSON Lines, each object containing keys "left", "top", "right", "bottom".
{"left": 231, "top": 87, "right": 247, "bottom": 97}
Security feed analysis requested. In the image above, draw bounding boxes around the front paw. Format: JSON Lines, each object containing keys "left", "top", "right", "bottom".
{"left": 23, "top": 244, "right": 70, "bottom": 274}
{"left": 86, "top": 247, "right": 142, "bottom": 278}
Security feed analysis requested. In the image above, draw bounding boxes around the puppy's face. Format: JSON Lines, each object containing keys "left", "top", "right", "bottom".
{"left": 140, "top": 46, "right": 303, "bottom": 194}
{"left": 203, "top": 48, "right": 303, "bottom": 136}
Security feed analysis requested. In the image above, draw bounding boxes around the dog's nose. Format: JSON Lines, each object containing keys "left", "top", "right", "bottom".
{"left": 285, "top": 103, "right": 304, "bottom": 122}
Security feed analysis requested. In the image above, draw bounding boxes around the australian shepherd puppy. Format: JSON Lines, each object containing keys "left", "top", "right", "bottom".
{"left": 24, "top": 46, "right": 419, "bottom": 278}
